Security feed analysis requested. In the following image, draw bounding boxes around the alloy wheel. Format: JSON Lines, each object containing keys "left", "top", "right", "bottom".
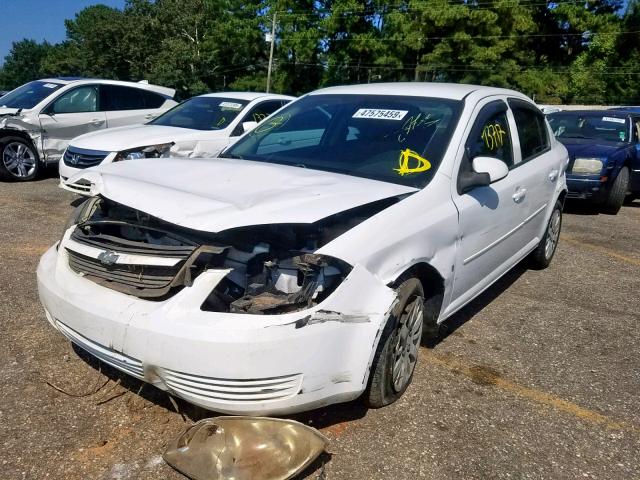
{"left": 3, "top": 141, "right": 36, "bottom": 178}
{"left": 391, "top": 297, "right": 424, "bottom": 392}
{"left": 544, "top": 209, "right": 561, "bottom": 260}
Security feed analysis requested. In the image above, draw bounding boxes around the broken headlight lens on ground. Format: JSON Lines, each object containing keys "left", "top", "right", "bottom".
{"left": 115, "top": 142, "right": 173, "bottom": 161}
{"left": 163, "top": 416, "right": 328, "bottom": 480}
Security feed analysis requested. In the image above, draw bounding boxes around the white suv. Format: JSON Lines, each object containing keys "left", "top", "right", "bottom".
{"left": 38, "top": 83, "right": 567, "bottom": 415}
{"left": 59, "top": 92, "right": 294, "bottom": 195}
{"left": 0, "top": 78, "right": 176, "bottom": 181}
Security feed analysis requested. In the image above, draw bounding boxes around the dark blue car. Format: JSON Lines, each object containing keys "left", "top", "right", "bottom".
{"left": 547, "top": 110, "right": 640, "bottom": 213}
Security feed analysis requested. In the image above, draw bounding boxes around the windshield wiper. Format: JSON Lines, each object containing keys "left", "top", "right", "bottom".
{"left": 222, "top": 153, "right": 244, "bottom": 160}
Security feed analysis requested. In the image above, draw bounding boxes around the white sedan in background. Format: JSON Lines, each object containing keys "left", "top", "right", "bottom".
{"left": 59, "top": 92, "right": 294, "bottom": 194}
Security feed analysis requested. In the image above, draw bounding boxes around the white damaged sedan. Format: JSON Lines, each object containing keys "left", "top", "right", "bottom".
{"left": 37, "top": 83, "right": 568, "bottom": 415}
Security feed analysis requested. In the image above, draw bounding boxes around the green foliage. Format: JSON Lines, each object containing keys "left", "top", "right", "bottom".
{"left": 0, "top": 0, "right": 637, "bottom": 103}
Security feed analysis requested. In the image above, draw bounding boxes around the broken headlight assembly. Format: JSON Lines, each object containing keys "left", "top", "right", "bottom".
{"left": 114, "top": 142, "right": 173, "bottom": 161}
{"left": 57, "top": 196, "right": 101, "bottom": 248}
{"left": 203, "top": 253, "right": 352, "bottom": 315}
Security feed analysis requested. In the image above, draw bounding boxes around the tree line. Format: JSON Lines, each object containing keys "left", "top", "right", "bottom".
{"left": 1, "top": 0, "right": 640, "bottom": 104}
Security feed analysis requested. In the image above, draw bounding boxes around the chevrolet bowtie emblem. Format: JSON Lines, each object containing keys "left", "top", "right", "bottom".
{"left": 98, "top": 250, "right": 119, "bottom": 266}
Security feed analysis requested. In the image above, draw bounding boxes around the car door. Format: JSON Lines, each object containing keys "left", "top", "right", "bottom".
{"left": 630, "top": 116, "right": 640, "bottom": 193}
{"left": 101, "top": 85, "right": 167, "bottom": 128}
{"left": 508, "top": 98, "right": 559, "bottom": 241}
{"left": 449, "top": 98, "right": 535, "bottom": 311}
{"left": 38, "top": 84, "right": 107, "bottom": 162}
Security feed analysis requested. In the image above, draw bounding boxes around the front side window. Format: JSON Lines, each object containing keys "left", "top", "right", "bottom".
{"left": 150, "top": 97, "right": 249, "bottom": 131}
{"left": 0, "top": 81, "right": 64, "bottom": 109}
{"left": 548, "top": 112, "right": 630, "bottom": 144}
{"left": 512, "top": 106, "right": 549, "bottom": 161}
{"left": 51, "top": 85, "right": 98, "bottom": 114}
{"left": 468, "top": 110, "right": 513, "bottom": 168}
{"left": 221, "top": 94, "right": 463, "bottom": 188}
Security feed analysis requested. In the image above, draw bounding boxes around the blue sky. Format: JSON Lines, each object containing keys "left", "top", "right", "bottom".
{"left": 0, "top": 0, "right": 126, "bottom": 63}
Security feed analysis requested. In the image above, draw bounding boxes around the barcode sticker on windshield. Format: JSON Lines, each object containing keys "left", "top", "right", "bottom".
{"left": 602, "top": 116, "right": 626, "bottom": 124}
{"left": 42, "top": 83, "right": 58, "bottom": 88}
{"left": 353, "top": 109, "right": 409, "bottom": 121}
{"left": 219, "top": 102, "right": 243, "bottom": 110}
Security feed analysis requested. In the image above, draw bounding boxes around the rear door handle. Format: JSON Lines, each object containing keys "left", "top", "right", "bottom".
{"left": 144, "top": 114, "right": 157, "bottom": 120}
{"left": 512, "top": 187, "right": 527, "bottom": 204}
{"left": 549, "top": 169, "right": 559, "bottom": 182}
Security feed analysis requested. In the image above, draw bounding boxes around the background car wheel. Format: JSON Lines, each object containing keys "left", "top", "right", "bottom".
{"left": 601, "top": 166, "right": 629, "bottom": 215}
{"left": 364, "top": 277, "right": 424, "bottom": 408}
{"left": 529, "top": 199, "right": 562, "bottom": 270}
{"left": 0, "top": 136, "right": 40, "bottom": 181}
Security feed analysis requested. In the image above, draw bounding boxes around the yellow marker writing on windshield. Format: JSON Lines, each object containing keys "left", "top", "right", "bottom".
{"left": 394, "top": 148, "right": 432, "bottom": 176}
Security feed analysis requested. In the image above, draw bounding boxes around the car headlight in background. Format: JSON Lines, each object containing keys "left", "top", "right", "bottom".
{"left": 572, "top": 157, "right": 605, "bottom": 175}
{"left": 114, "top": 142, "right": 173, "bottom": 162}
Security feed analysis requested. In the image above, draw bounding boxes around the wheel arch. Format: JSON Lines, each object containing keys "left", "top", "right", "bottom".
{"left": 0, "top": 129, "right": 41, "bottom": 161}
{"left": 390, "top": 261, "right": 445, "bottom": 326}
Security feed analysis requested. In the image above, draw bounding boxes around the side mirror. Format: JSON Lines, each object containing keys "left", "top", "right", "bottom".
{"left": 472, "top": 156, "right": 508, "bottom": 183}
{"left": 241, "top": 121, "right": 258, "bottom": 133}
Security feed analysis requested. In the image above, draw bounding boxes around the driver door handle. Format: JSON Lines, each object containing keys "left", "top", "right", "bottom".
{"left": 548, "top": 169, "right": 559, "bottom": 182}
{"left": 512, "top": 187, "right": 527, "bottom": 204}
{"left": 90, "top": 118, "right": 104, "bottom": 126}
{"left": 144, "top": 114, "right": 157, "bottom": 120}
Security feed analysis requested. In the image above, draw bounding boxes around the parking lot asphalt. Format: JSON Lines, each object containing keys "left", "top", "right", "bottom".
{"left": 1, "top": 173, "right": 638, "bottom": 480}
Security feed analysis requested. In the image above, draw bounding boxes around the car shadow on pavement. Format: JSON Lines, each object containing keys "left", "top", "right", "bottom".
{"left": 71, "top": 341, "right": 368, "bottom": 428}
{"left": 562, "top": 199, "right": 600, "bottom": 215}
{"left": 425, "top": 261, "right": 528, "bottom": 348}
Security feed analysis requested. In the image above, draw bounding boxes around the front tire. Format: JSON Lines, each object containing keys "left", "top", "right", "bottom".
{"left": 601, "top": 167, "right": 629, "bottom": 215}
{"left": 529, "top": 199, "right": 562, "bottom": 270}
{"left": 0, "top": 136, "right": 40, "bottom": 181}
{"left": 364, "top": 278, "right": 424, "bottom": 408}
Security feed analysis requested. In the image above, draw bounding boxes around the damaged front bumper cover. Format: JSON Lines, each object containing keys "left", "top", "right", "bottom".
{"left": 37, "top": 244, "right": 397, "bottom": 415}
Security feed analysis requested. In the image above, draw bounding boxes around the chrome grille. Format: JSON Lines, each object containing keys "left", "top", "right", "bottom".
{"left": 63, "top": 146, "right": 109, "bottom": 168}
{"left": 162, "top": 369, "right": 304, "bottom": 403}
{"left": 65, "top": 226, "right": 197, "bottom": 298}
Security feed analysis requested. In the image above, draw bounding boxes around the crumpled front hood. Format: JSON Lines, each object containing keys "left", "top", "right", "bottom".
{"left": 0, "top": 107, "right": 23, "bottom": 116}
{"left": 71, "top": 157, "right": 418, "bottom": 232}
{"left": 559, "top": 138, "right": 628, "bottom": 159}
{"left": 70, "top": 124, "right": 222, "bottom": 152}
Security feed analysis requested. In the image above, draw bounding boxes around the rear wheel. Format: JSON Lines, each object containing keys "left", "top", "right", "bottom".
{"left": 0, "top": 136, "right": 39, "bottom": 181}
{"left": 529, "top": 199, "right": 562, "bottom": 270}
{"left": 601, "top": 167, "right": 629, "bottom": 215}
{"left": 365, "top": 278, "right": 424, "bottom": 408}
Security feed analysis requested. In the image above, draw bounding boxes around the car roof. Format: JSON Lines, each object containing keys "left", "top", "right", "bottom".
{"left": 197, "top": 92, "right": 295, "bottom": 101}
{"left": 308, "top": 82, "right": 528, "bottom": 101}
{"left": 38, "top": 78, "right": 176, "bottom": 98}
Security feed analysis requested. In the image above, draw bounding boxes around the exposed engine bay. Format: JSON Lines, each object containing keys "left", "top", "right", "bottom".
{"left": 65, "top": 195, "right": 401, "bottom": 314}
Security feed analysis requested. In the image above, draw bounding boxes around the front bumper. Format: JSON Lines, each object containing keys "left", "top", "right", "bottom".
{"left": 58, "top": 152, "right": 117, "bottom": 196}
{"left": 37, "top": 244, "right": 396, "bottom": 415}
{"left": 566, "top": 174, "right": 608, "bottom": 201}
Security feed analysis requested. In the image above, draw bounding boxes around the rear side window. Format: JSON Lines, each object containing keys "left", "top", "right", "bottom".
{"left": 101, "top": 85, "right": 164, "bottom": 111}
{"left": 140, "top": 89, "right": 166, "bottom": 108}
{"left": 468, "top": 110, "right": 514, "bottom": 168}
{"left": 509, "top": 100, "right": 549, "bottom": 161}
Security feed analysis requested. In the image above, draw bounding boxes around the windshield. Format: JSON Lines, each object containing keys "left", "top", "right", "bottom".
{"left": 220, "top": 94, "right": 462, "bottom": 188}
{"left": 0, "top": 80, "right": 64, "bottom": 109}
{"left": 150, "top": 96, "right": 249, "bottom": 130}
{"left": 548, "top": 113, "right": 630, "bottom": 143}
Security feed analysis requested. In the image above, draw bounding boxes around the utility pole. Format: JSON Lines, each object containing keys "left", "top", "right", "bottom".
{"left": 266, "top": 11, "right": 277, "bottom": 93}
